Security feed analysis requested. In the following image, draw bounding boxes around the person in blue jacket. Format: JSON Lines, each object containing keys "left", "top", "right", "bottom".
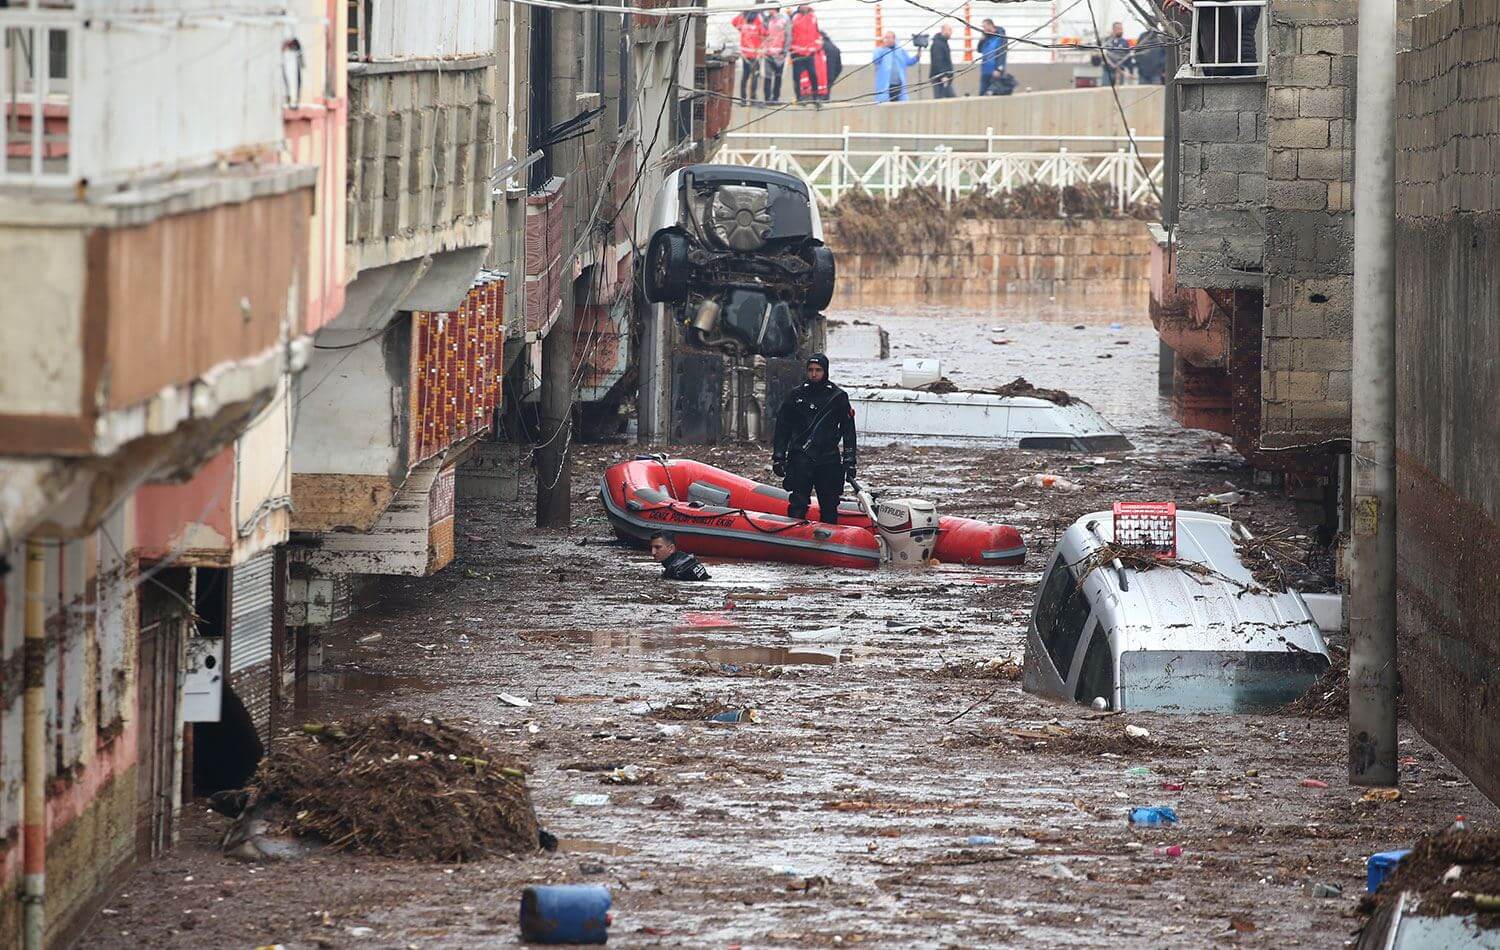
{"left": 978, "top": 19, "right": 1008, "bottom": 95}
{"left": 873, "top": 31, "right": 920, "bottom": 102}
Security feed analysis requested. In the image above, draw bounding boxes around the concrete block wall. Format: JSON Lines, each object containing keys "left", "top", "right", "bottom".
{"left": 346, "top": 61, "right": 495, "bottom": 274}
{"left": 1393, "top": 0, "right": 1500, "bottom": 806}
{"left": 1259, "top": 0, "right": 1357, "bottom": 448}
{"left": 1174, "top": 78, "right": 1269, "bottom": 291}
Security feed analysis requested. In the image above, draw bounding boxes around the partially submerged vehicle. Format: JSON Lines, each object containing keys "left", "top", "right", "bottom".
{"left": 1022, "top": 509, "right": 1331, "bottom": 713}
{"left": 600, "top": 456, "right": 1025, "bottom": 569}
{"left": 643, "top": 165, "right": 835, "bottom": 358}
{"left": 844, "top": 386, "right": 1133, "bottom": 452}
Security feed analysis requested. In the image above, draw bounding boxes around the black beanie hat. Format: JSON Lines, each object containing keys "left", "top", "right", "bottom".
{"left": 808, "top": 353, "right": 830, "bottom": 374}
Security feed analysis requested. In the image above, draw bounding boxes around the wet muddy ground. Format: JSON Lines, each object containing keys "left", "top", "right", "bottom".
{"left": 83, "top": 301, "right": 1497, "bottom": 948}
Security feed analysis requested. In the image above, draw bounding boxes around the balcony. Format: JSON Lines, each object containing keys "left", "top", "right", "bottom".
{"left": 2, "top": 2, "right": 292, "bottom": 189}
{"left": 347, "top": 0, "right": 497, "bottom": 63}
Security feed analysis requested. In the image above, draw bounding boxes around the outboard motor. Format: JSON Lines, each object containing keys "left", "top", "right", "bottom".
{"left": 852, "top": 479, "right": 938, "bottom": 565}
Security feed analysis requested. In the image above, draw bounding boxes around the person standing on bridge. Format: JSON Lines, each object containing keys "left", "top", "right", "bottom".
{"left": 732, "top": 9, "right": 764, "bottom": 105}
{"left": 760, "top": 6, "right": 791, "bottom": 102}
{"left": 789, "top": 5, "right": 822, "bottom": 103}
{"left": 873, "top": 31, "right": 920, "bottom": 103}
{"left": 929, "top": 24, "right": 956, "bottom": 98}
{"left": 773, "top": 354, "right": 858, "bottom": 524}
{"left": 1101, "top": 21, "right": 1134, "bottom": 86}
{"left": 820, "top": 29, "right": 842, "bottom": 95}
{"left": 978, "top": 19, "right": 1008, "bottom": 95}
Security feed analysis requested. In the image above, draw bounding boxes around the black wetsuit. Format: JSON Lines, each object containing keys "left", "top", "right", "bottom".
{"left": 773, "top": 378, "right": 857, "bottom": 523}
{"left": 662, "top": 550, "right": 710, "bottom": 581}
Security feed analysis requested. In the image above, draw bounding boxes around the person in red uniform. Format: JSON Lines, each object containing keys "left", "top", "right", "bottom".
{"left": 732, "top": 9, "right": 764, "bottom": 104}
{"left": 789, "top": 5, "right": 822, "bottom": 103}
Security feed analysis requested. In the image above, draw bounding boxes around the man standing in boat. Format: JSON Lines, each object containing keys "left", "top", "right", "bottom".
{"left": 772, "top": 353, "right": 857, "bottom": 523}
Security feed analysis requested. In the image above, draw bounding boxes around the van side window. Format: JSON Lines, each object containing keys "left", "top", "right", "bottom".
{"left": 1045, "top": 587, "right": 1091, "bottom": 677}
{"left": 1074, "top": 627, "right": 1114, "bottom": 708}
{"left": 1034, "top": 558, "right": 1073, "bottom": 642}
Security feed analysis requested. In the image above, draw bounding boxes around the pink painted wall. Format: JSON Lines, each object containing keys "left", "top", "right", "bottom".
{"left": 132, "top": 447, "right": 235, "bottom": 562}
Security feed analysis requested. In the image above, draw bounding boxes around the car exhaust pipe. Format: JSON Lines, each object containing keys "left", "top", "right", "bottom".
{"left": 692, "top": 299, "right": 721, "bottom": 334}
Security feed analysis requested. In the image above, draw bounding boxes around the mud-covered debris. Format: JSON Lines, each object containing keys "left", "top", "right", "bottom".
{"left": 1232, "top": 525, "right": 1309, "bottom": 593}
{"left": 1364, "top": 831, "right": 1500, "bottom": 927}
{"left": 240, "top": 714, "right": 540, "bottom": 862}
{"left": 916, "top": 377, "right": 960, "bottom": 394}
{"left": 935, "top": 657, "right": 1022, "bottom": 680}
{"left": 987, "top": 376, "right": 1074, "bottom": 406}
{"left": 1281, "top": 646, "right": 1348, "bottom": 718}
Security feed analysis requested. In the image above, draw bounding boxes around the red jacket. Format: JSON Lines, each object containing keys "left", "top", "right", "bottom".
{"left": 733, "top": 13, "right": 764, "bottom": 58}
{"left": 790, "top": 10, "right": 821, "bottom": 57}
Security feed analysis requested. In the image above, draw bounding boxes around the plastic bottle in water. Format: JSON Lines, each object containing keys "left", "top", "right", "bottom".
{"left": 1128, "top": 806, "right": 1179, "bottom": 826}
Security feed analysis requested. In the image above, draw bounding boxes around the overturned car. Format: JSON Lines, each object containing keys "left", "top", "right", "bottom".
{"left": 643, "top": 165, "right": 835, "bottom": 358}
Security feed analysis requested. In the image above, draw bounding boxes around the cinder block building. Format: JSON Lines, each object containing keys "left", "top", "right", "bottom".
{"left": 1393, "top": 0, "right": 1500, "bottom": 806}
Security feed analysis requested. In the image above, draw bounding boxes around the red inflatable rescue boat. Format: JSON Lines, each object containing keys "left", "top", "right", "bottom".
{"left": 599, "top": 456, "right": 1025, "bottom": 570}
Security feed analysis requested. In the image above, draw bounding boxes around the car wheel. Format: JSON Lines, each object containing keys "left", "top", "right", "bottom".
{"left": 643, "top": 231, "right": 690, "bottom": 303}
{"left": 805, "top": 245, "right": 836, "bottom": 312}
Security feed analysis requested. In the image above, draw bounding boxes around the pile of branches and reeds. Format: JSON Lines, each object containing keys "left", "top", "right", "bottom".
{"left": 243, "top": 714, "right": 540, "bottom": 862}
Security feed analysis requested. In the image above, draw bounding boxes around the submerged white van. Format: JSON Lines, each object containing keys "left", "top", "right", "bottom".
{"left": 1022, "top": 509, "right": 1332, "bottom": 713}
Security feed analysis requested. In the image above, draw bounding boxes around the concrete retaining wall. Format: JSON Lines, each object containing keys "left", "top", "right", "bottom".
{"left": 1394, "top": 0, "right": 1500, "bottom": 806}
{"left": 828, "top": 218, "right": 1151, "bottom": 303}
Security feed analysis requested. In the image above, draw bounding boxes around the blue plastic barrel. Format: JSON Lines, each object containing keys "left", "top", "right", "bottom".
{"left": 1366, "top": 849, "right": 1411, "bottom": 894}
{"left": 520, "top": 884, "right": 611, "bottom": 944}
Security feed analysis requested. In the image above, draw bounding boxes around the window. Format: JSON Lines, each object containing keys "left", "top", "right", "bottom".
{"left": 1033, "top": 558, "right": 1073, "bottom": 642}
{"left": 1044, "top": 588, "right": 1091, "bottom": 678}
{"left": 1074, "top": 628, "right": 1115, "bottom": 708}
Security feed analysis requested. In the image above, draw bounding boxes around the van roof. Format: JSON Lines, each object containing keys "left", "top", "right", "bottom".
{"left": 1058, "top": 509, "right": 1326, "bottom": 656}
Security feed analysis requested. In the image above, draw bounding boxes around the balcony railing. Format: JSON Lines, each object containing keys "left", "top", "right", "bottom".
{"left": 1187, "top": 0, "right": 1267, "bottom": 76}
{"left": 347, "top": 0, "right": 496, "bottom": 63}
{"left": 2, "top": 4, "right": 288, "bottom": 187}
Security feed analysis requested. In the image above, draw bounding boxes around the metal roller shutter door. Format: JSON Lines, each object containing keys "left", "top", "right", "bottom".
{"left": 230, "top": 552, "right": 275, "bottom": 673}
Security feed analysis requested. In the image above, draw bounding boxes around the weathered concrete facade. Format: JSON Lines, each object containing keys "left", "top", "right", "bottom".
{"left": 346, "top": 62, "right": 494, "bottom": 275}
{"left": 1394, "top": 0, "right": 1500, "bottom": 805}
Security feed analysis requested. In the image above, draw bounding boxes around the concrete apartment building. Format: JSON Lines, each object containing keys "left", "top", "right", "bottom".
{"left": 0, "top": 0, "right": 717, "bottom": 943}
{"left": 0, "top": 0, "right": 327, "bottom": 944}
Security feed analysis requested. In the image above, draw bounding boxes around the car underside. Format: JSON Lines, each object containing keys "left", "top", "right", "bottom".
{"left": 643, "top": 165, "right": 835, "bottom": 358}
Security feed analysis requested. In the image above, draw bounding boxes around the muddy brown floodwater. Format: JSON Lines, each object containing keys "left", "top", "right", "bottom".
{"left": 84, "top": 300, "right": 1497, "bottom": 948}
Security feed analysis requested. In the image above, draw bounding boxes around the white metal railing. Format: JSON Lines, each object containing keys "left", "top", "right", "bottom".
{"left": 713, "top": 138, "right": 1163, "bottom": 211}
{"left": 2, "top": 19, "right": 74, "bottom": 184}
{"left": 1, "top": 6, "right": 289, "bottom": 187}
{"left": 1188, "top": 0, "right": 1267, "bottom": 74}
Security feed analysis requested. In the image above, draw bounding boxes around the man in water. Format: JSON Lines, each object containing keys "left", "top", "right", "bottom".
{"left": 772, "top": 353, "right": 857, "bottom": 523}
{"left": 650, "top": 530, "right": 710, "bottom": 581}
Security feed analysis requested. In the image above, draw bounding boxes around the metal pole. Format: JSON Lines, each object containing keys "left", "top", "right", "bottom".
{"left": 22, "top": 540, "right": 46, "bottom": 950}
{"left": 1348, "top": 0, "right": 1398, "bottom": 788}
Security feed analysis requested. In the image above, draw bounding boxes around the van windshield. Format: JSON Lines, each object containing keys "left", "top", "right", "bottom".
{"left": 1119, "top": 650, "right": 1330, "bottom": 713}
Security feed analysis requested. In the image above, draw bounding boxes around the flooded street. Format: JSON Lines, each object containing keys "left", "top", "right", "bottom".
{"left": 83, "top": 299, "right": 1496, "bottom": 948}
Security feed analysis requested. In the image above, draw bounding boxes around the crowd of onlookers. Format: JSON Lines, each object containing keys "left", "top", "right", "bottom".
{"left": 717, "top": 6, "right": 1173, "bottom": 108}
{"left": 723, "top": 6, "right": 1017, "bottom": 106}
